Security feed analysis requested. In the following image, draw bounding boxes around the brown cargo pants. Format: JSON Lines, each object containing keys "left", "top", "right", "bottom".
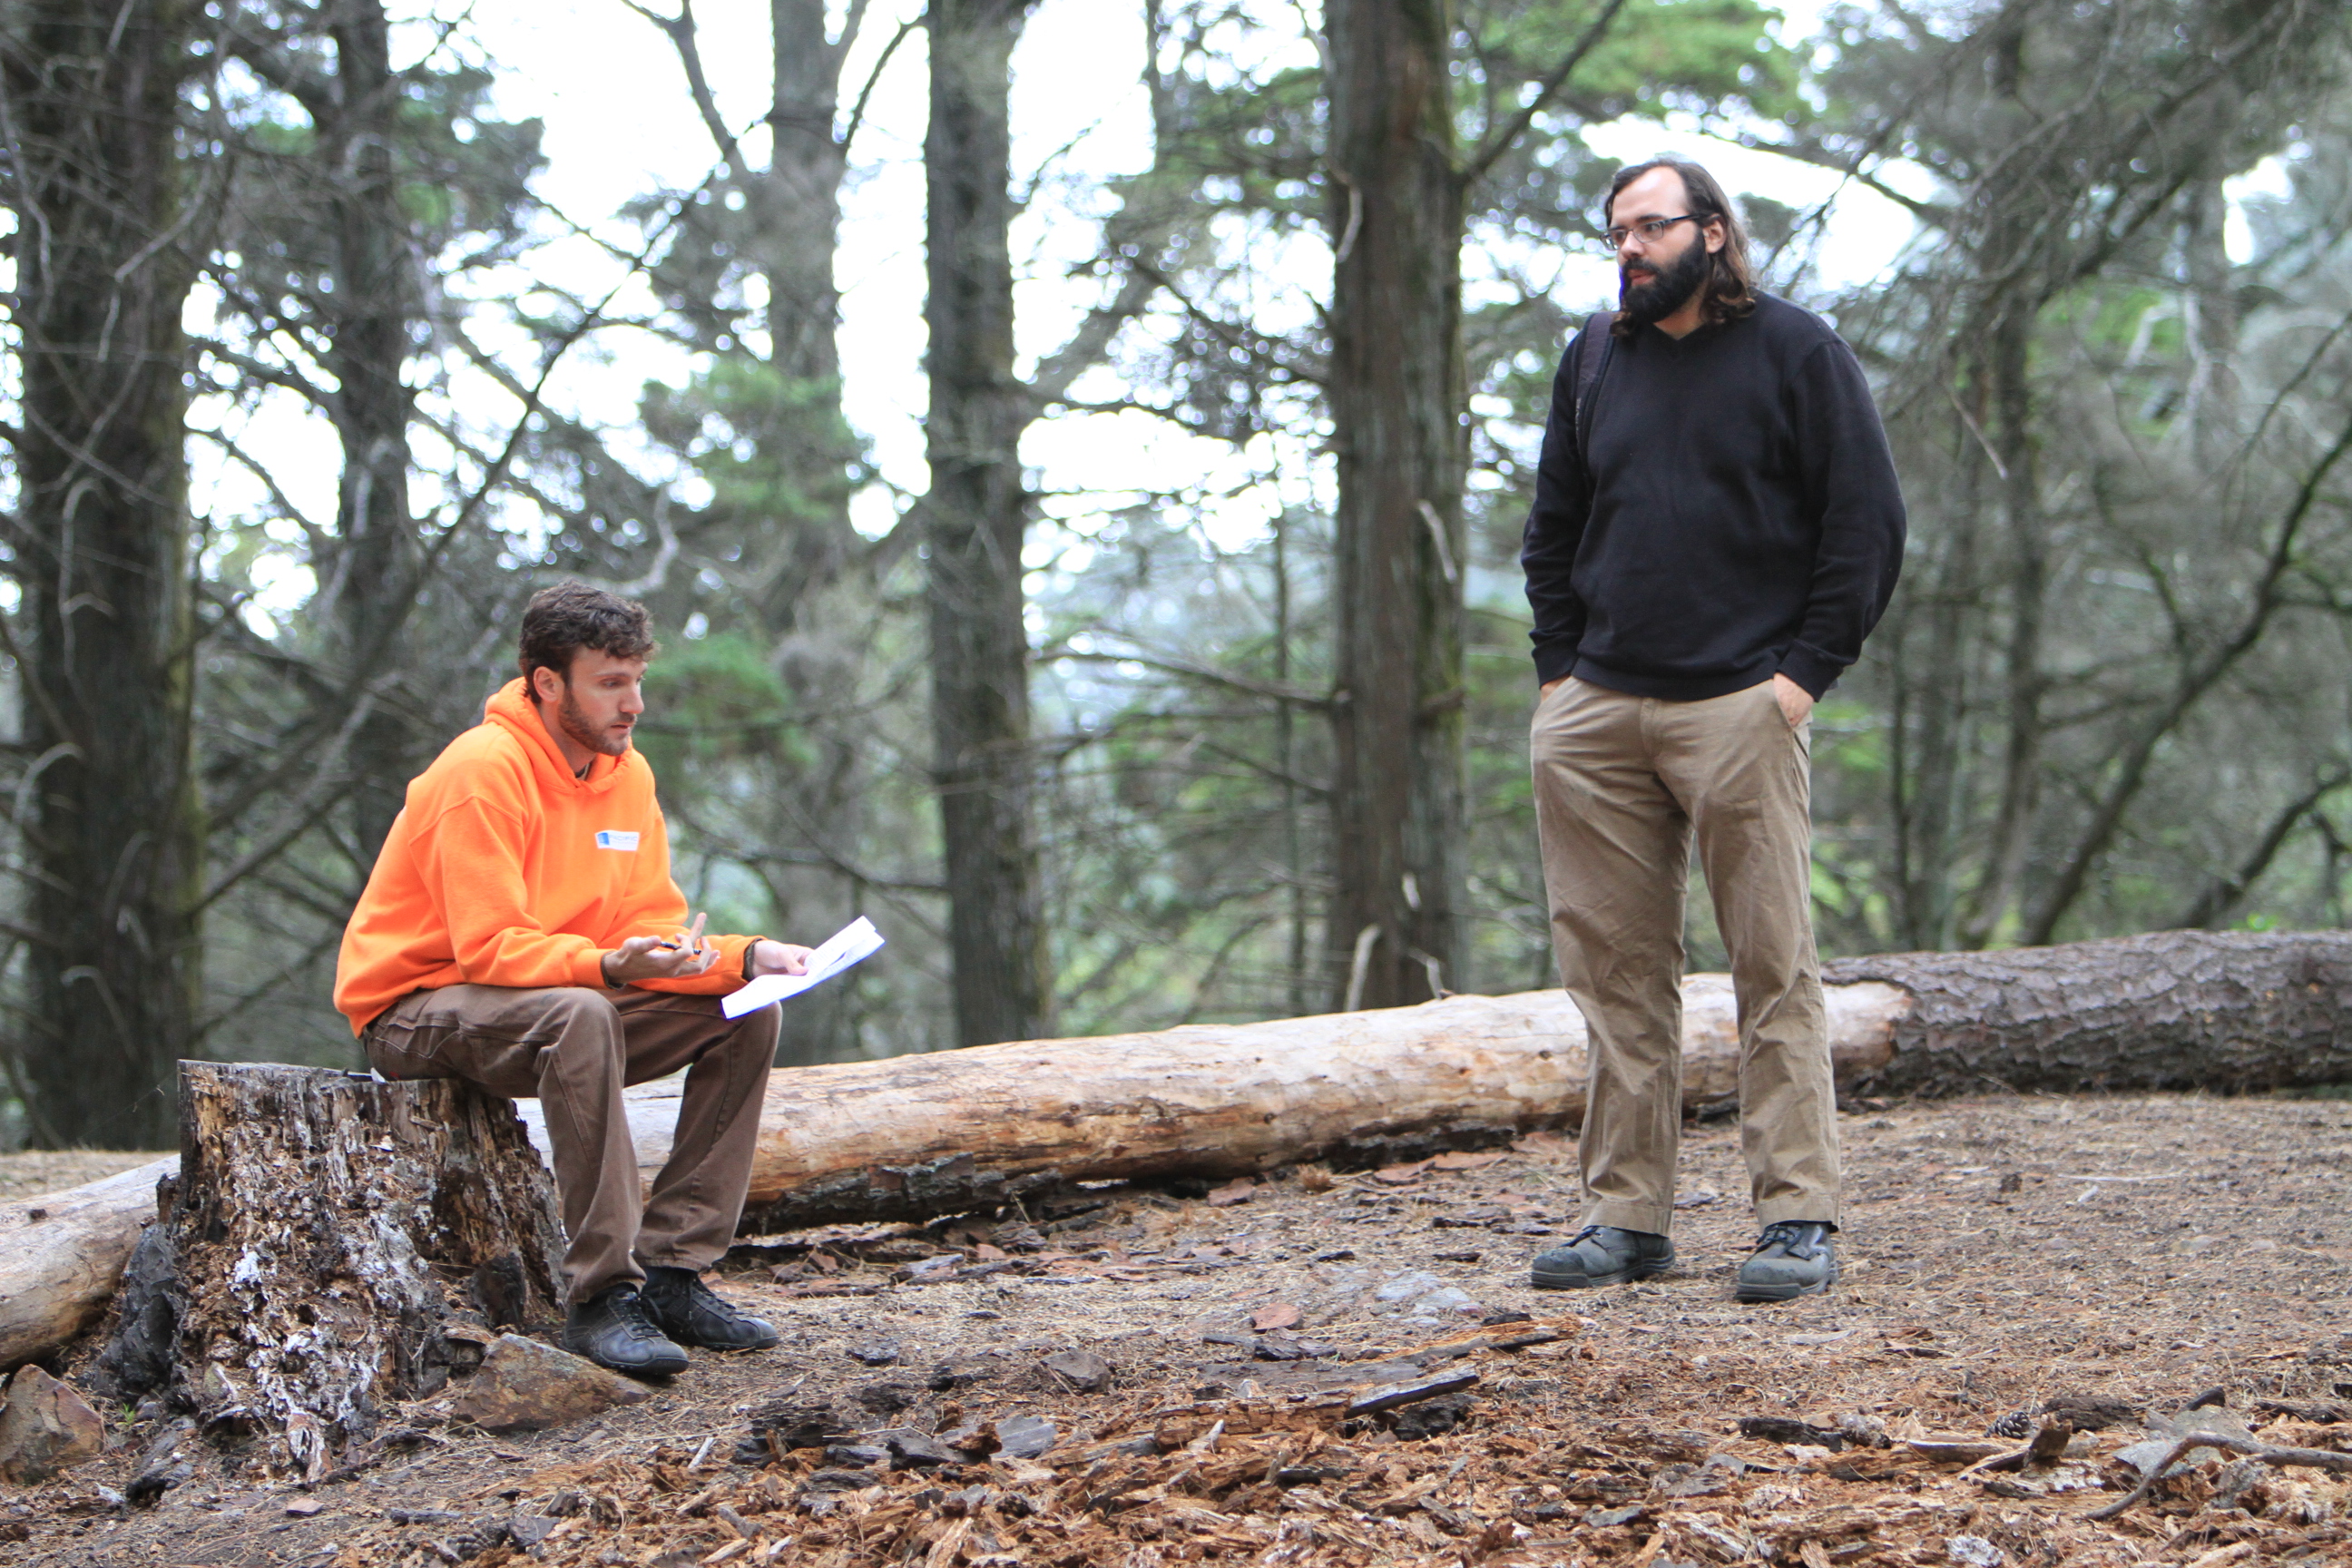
{"left": 363, "top": 984, "right": 780, "bottom": 1305}
{"left": 1530, "top": 675, "right": 1840, "bottom": 1236}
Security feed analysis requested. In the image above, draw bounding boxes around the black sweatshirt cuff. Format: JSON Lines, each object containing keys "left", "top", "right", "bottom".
{"left": 1776, "top": 642, "right": 1845, "bottom": 701}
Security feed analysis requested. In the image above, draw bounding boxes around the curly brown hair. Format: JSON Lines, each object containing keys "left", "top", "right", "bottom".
{"left": 1605, "top": 158, "right": 1759, "bottom": 339}
{"left": 516, "top": 583, "right": 657, "bottom": 687}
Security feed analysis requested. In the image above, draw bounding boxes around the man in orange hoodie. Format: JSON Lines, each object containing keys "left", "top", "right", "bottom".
{"left": 336, "top": 583, "right": 813, "bottom": 1377}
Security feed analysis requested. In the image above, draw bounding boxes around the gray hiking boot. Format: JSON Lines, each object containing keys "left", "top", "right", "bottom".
{"left": 1733, "top": 1221, "right": 1838, "bottom": 1303}
{"left": 1530, "top": 1225, "right": 1675, "bottom": 1289}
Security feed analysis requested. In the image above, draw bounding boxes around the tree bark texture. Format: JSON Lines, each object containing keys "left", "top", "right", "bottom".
{"left": 318, "top": 0, "right": 424, "bottom": 860}
{"left": 87, "top": 1064, "right": 564, "bottom": 1471}
{"left": 760, "top": 0, "right": 870, "bottom": 1067}
{"left": 1823, "top": 928, "right": 2352, "bottom": 1098}
{"left": 747, "top": 0, "right": 865, "bottom": 628}
{"left": 1, "top": 0, "right": 207, "bottom": 1151}
{"left": 923, "top": 0, "right": 1052, "bottom": 1048}
{"left": 1322, "top": 0, "right": 1468, "bottom": 1010}
{"left": 13, "top": 929, "right": 2352, "bottom": 1371}
{"left": 767, "top": 0, "right": 849, "bottom": 398}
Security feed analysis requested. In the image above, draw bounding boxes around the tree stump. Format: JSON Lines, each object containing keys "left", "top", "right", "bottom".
{"left": 93, "top": 1063, "right": 564, "bottom": 1476}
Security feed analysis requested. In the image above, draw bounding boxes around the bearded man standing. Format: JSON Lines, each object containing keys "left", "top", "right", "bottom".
{"left": 1521, "top": 159, "right": 1905, "bottom": 1302}
{"left": 337, "top": 583, "right": 813, "bottom": 1375}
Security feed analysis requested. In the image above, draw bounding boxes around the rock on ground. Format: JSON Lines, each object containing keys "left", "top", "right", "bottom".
{"left": 0, "top": 1366, "right": 103, "bottom": 1485}
{"left": 448, "top": 1335, "right": 652, "bottom": 1435}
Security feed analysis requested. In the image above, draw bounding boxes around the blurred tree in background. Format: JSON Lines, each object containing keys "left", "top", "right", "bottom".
{"left": 0, "top": 0, "right": 2347, "bottom": 1146}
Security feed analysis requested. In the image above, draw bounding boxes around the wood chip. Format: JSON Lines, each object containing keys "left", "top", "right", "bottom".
{"left": 1906, "top": 1436, "right": 2007, "bottom": 1465}
{"left": 1346, "top": 1369, "right": 1479, "bottom": 1416}
{"left": 1428, "top": 1152, "right": 1506, "bottom": 1171}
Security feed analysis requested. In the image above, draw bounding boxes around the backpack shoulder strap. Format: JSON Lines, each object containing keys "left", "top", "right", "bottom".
{"left": 1572, "top": 309, "right": 1617, "bottom": 466}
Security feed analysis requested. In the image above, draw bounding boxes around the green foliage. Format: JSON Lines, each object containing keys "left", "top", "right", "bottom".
{"left": 641, "top": 358, "right": 862, "bottom": 548}
{"left": 1469, "top": 0, "right": 1798, "bottom": 123}
{"left": 632, "top": 632, "right": 811, "bottom": 780}
{"left": 213, "top": 53, "right": 542, "bottom": 328}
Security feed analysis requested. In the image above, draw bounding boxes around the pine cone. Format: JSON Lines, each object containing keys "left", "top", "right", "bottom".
{"left": 1986, "top": 1408, "right": 2036, "bottom": 1440}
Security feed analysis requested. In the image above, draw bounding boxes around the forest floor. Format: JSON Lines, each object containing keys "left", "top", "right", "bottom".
{"left": 5, "top": 1092, "right": 2352, "bottom": 1567}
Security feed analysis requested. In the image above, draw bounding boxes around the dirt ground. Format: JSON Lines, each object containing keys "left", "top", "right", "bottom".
{"left": 5, "top": 1091, "right": 2352, "bottom": 1567}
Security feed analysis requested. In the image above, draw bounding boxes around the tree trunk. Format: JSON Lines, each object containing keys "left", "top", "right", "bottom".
{"left": 766, "top": 0, "right": 848, "bottom": 400}
{"left": 319, "top": 0, "right": 422, "bottom": 859}
{"left": 752, "top": 0, "right": 861, "bottom": 630}
{"left": 2, "top": 0, "right": 206, "bottom": 1151}
{"left": 761, "top": 0, "right": 871, "bottom": 1067}
{"left": 86, "top": 1064, "right": 564, "bottom": 1473}
{"left": 1887, "top": 392, "right": 1985, "bottom": 951}
{"left": 2179, "top": 174, "right": 2240, "bottom": 463}
{"left": 1964, "top": 298, "right": 2048, "bottom": 947}
{"left": 922, "top": 0, "right": 1051, "bottom": 1048}
{"left": 15, "top": 929, "right": 2352, "bottom": 1371}
{"left": 1322, "top": 0, "right": 1466, "bottom": 1009}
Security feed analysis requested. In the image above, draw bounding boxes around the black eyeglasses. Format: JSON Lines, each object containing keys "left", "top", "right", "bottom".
{"left": 1599, "top": 214, "right": 1701, "bottom": 253}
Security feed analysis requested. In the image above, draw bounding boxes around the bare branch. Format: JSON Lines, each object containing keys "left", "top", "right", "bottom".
{"left": 843, "top": 15, "right": 918, "bottom": 156}
{"left": 1039, "top": 646, "right": 1331, "bottom": 710}
{"left": 623, "top": 0, "right": 757, "bottom": 188}
{"left": 1458, "top": 0, "right": 1630, "bottom": 191}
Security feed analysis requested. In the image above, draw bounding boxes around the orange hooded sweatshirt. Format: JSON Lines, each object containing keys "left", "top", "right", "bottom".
{"left": 334, "top": 679, "right": 760, "bottom": 1034}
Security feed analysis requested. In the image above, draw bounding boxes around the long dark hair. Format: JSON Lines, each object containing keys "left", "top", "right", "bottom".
{"left": 1604, "top": 158, "right": 1758, "bottom": 338}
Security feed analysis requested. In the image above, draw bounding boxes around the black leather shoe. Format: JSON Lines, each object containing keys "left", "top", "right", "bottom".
{"left": 641, "top": 1266, "right": 780, "bottom": 1351}
{"left": 563, "top": 1284, "right": 689, "bottom": 1377}
{"left": 1734, "top": 1221, "right": 1838, "bottom": 1303}
{"left": 1530, "top": 1225, "right": 1676, "bottom": 1289}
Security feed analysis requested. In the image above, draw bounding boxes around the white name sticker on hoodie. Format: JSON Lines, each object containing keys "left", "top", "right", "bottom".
{"left": 593, "top": 830, "right": 641, "bottom": 851}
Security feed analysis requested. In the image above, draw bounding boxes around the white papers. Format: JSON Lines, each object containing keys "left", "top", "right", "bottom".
{"left": 723, "top": 916, "right": 885, "bottom": 1018}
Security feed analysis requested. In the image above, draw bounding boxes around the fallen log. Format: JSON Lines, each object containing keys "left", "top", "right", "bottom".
{"left": 1825, "top": 927, "right": 2352, "bottom": 1096}
{"left": 701, "top": 976, "right": 1907, "bottom": 1232}
{"left": 0, "top": 1159, "right": 173, "bottom": 1381}
{"left": 7, "top": 927, "right": 2352, "bottom": 1373}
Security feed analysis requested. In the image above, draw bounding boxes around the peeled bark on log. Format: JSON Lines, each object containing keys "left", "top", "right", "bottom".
{"left": 9, "top": 928, "right": 2352, "bottom": 1374}
{"left": 90, "top": 1064, "right": 564, "bottom": 1472}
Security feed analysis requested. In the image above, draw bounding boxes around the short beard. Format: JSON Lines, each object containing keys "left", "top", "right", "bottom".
{"left": 1619, "top": 237, "right": 1712, "bottom": 327}
{"left": 556, "top": 687, "right": 632, "bottom": 759}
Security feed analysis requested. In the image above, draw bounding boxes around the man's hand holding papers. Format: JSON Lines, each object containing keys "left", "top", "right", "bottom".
{"left": 724, "top": 916, "right": 885, "bottom": 1018}
{"left": 747, "top": 937, "right": 814, "bottom": 977}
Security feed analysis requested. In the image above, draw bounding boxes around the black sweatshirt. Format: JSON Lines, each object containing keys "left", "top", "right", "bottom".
{"left": 1520, "top": 293, "right": 1906, "bottom": 701}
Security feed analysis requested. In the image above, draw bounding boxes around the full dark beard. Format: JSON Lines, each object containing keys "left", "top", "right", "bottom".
{"left": 557, "top": 689, "right": 632, "bottom": 758}
{"left": 1619, "top": 237, "right": 1712, "bottom": 326}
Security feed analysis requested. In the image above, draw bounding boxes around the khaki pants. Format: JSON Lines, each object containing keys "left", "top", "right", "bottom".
{"left": 363, "top": 985, "right": 780, "bottom": 1304}
{"left": 1530, "top": 676, "right": 1839, "bottom": 1236}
